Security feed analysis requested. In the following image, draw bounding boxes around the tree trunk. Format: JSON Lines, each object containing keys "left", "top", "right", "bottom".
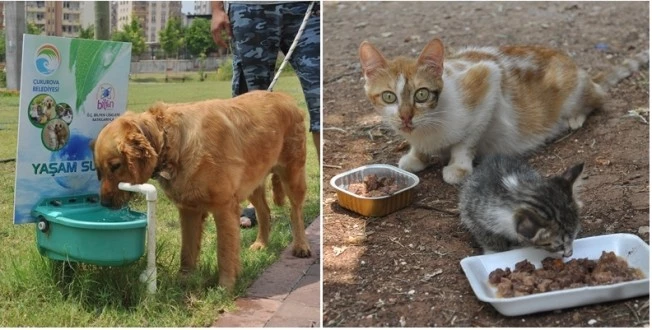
{"left": 94, "top": 2, "right": 110, "bottom": 40}
{"left": 5, "top": 1, "right": 25, "bottom": 90}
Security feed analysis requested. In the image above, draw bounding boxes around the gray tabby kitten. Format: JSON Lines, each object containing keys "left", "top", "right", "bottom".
{"left": 459, "top": 154, "right": 584, "bottom": 257}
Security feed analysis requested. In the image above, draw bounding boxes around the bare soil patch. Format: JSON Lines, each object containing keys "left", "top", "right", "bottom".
{"left": 322, "top": 1, "right": 649, "bottom": 327}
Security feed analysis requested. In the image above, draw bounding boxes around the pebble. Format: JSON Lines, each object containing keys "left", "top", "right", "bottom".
{"left": 638, "top": 226, "right": 649, "bottom": 235}
{"left": 588, "top": 319, "right": 597, "bottom": 325}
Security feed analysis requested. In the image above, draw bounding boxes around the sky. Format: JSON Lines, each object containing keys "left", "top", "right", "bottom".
{"left": 181, "top": 1, "right": 195, "bottom": 14}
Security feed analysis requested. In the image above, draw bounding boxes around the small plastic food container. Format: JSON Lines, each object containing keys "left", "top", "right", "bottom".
{"left": 460, "top": 233, "right": 649, "bottom": 316}
{"left": 329, "top": 164, "right": 419, "bottom": 217}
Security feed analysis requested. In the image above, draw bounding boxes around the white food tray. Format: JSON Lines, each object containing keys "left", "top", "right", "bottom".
{"left": 460, "top": 233, "right": 649, "bottom": 316}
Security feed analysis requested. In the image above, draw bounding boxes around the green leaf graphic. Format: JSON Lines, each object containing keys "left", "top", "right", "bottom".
{"left": 68, "top": 39, "right": 128, "bottom": 111}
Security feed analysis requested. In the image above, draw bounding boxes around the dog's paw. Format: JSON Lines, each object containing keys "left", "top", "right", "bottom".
{"left": 249, "top": 241, "right": 268, "bottom": 251}
{"left": 218, "top": 275, "right": 236, "bottom": 292}
{"left": 292, "top": 242, "right": 312, "bottom": 258}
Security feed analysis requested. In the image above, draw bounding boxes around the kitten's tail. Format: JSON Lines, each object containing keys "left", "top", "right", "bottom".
{"left": 593, "top": 50, "right": 649, "bottom": 90}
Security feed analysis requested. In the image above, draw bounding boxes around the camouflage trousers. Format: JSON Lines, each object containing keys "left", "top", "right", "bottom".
{"left": 228, "top": 2, "right": 321, "bottom": 132}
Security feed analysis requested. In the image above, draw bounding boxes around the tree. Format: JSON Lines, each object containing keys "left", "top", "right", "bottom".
{"left": 0, "top": 29, "right": 5, "bottom": 61}
{"left": 111, "top": 18, "right": 146, "bottom": 56}
{"left": 26, "top": 22, "right": 42, "bottom": 35}
{"left": 79, "top": 25, "right": 95, "bottom": 39}
{"left": 185, "top": 18, "right": 217, "bottom": 57}
{"left": 159, "top": 17, "right": 184, "bottom": 58}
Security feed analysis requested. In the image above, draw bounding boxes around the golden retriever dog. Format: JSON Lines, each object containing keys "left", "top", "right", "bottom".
{"left": 91, "top": 91, "right": 312, "bottom": 291}
{"left": 41, "top": 95, "right": 56, "bottom": 121}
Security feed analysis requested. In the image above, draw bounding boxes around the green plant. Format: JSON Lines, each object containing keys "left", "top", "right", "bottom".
{"left": 198, "top": 53, "right": 207, "bottom": 81}
{"left": 216, "top": 57, "right": 233, "bottom": 81}
{"left": 185, "top": 18, "right": 216, "bottom": 57}
{"left": 0, "top": 69, "right": 6, "bottom": 89}
{"left": 111, "top": 18, "right": 146, "bottom": 56}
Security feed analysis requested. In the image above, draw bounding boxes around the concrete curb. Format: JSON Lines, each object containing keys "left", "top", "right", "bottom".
{"left": 214, "top": 217, "right": 321, "bottom": 327}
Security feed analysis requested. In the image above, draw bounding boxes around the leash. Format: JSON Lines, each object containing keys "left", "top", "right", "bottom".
{"left": 267, "top": 1, "right": 316, "bottom": 92}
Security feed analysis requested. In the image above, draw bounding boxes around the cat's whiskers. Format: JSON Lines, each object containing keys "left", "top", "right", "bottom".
{"left": 412, "top": 115, "right": 448, "bottom": 130}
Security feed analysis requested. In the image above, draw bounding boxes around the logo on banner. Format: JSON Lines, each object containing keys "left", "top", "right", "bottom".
{"left": 96, "top": 83, "right": 115, "bottom": 110}
{"left": 34, "top": 44, "right": 61, "bottom": 76}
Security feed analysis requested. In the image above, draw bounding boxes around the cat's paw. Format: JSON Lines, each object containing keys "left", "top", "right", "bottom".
{"left": 443, "top": 164, "right": 472, "bottom": 185}
{"left": 568, "top": 115, "right": 586, "bottom": 130}
{"left": 398, "top": 153, "right": 427, "bottom": 173}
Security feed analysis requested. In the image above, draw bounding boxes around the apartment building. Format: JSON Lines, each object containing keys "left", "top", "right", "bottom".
{"left": 113, "top": 1, "right": 182, "bottom": 43}
{"left": 25, "top": 1, "right": 82, "bottom": 37}
{"left": 193, "top": 1, "right": 211, "bottom": 15}
{"left": 79, "top": 1, "right": 96, "bottom": 29}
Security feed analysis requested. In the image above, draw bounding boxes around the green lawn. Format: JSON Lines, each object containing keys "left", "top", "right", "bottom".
{"left": 0, "top": 73, "right": 320, "bottom": 326}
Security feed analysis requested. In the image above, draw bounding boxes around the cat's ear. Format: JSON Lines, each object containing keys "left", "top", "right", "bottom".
{"left": 557, "top": 162, "right": 584, "bottom": 195}
{"left": 417, "top": 39, "right": 445, "bottom": 76}
{"left": 514, "top": 208, "right": 549, "bottom": 241}
{"left": 359, "top": 41, "right": 388, "bottom": 79}
{"left": 560, "top": 163, "right": 584, "bottom": 186}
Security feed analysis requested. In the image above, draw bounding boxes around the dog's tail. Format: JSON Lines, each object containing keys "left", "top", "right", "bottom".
{"left": 593, "top": 50, "right": 649, "bottom": 90}
{"left": 271, "top": 173, "right": 285, "bottom": 206}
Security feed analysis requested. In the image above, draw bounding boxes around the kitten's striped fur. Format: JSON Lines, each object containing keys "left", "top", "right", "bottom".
{"left": 459, "top": 154, "right": 584, "bottom": 257}
{"left": 359, "top": 39, "right": 647, "bottom": 184}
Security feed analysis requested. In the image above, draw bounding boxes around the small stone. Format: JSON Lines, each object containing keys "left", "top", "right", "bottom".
{"left": 588, "top": 319, "right": 598, "bottom": 325}
{"left": 639, "top": 226, "right": 649, "bottom": 235}
{"left": 408, "top": 289, "right": 415, "bottom": 295}
{"left": 399, "top": 316, "right": 406, "bottom": 327}
{"left": 381, "top": 32, "right": 393, "bottom": 38}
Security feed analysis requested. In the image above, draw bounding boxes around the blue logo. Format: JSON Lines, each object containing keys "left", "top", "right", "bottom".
{"left": 34, "top": 44, "right": 61, "bottom": 76}
{"left": 96, "top": 83, "right": 115, "bottom": 110}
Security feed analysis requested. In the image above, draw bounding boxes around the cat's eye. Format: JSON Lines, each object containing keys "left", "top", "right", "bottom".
{"left": 414, "top": 88, "right": 430, "bottom": 103}
{"left": 381, "top": 91, "right": 397, "bottom": 104}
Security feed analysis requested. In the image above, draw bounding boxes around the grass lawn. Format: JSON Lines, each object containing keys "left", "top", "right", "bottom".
{"left": 0, "top": 72, "right": 320, "bottom": 326}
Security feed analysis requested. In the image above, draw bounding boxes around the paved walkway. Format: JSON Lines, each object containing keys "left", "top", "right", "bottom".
{"left": 213, "top": 217, "right": 321, "bottom": 327}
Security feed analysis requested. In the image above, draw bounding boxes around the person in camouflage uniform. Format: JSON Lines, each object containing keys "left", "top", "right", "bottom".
{"left": 211, "top": 1, "right": 321, "bottom": 156}
{"left": 211, "top": 1, "right": 320, "bottom": 228}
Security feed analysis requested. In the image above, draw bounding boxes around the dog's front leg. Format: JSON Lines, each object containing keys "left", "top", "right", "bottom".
{"left": 179, "top": 207, "right": 206, "bottom": 273}
{"left": 212, "top": 200, "right": 241, "bottom": 292}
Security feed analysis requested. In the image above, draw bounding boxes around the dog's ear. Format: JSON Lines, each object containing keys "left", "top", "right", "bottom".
{"left": 119, "top": 125, "right": 158, "bottom": 182}
{"left": 135, "top": 118, "right": 160, "bottom": 153}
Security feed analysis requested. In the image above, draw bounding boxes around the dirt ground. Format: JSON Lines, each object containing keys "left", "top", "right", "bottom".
{"left": 321, "top": 1, "right": 649, "bottom": 327}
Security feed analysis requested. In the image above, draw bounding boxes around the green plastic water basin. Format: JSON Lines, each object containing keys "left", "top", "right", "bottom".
{"left": 32, "top": 194, "right": 147, "bottom": 266}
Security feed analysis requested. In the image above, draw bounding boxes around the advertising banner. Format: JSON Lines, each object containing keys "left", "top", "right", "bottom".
{"left": 13, "top": 35, "right": 132, "bottom": 224}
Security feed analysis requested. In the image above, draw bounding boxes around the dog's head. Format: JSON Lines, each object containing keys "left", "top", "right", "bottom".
{"left": 91, "top": 113, "right": 159, "bottom": 209}
{"left": 42, "top": 96, "right": 54, "bottom": 110}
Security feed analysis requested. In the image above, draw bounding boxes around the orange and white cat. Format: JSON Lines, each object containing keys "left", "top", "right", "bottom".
{"left": 359, "top": 38, "right": 647, "bottom": 185}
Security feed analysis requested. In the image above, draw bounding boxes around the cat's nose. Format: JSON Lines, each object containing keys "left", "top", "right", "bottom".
{"left": 562, "top": 248, "right": 573, "bottom": 258}
{"left": 400, "top": 113, "right": 413, "bottom": 125}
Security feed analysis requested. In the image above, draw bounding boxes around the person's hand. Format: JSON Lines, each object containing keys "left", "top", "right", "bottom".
{"left": 211, "top": 5, "right": 231, "bottom": 49}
